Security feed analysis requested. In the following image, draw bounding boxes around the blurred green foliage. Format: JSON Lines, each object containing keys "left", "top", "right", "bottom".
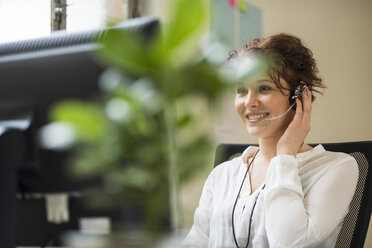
{"left": 46, "top": 0, "right": 234, "bottom": 236}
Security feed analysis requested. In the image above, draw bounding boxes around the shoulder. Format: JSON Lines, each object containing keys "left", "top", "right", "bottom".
{"left": 312, "top": 148, "right": 359, "bottom": 182}
{"left": 297, "top": 147, "right": 359, "bottom": 198}
{"left": 199, "top": 155, "right": 243, "bottom": 197}
{"left": 303, "top": 145, "right": 358, "bottom": 169}
{"left": 320, "top": 150, "right": 358, "bottom": 170}
{"left": 211, "top": 155, "right": 243, "bottom": 178}
{"left": 212, "top": 145, "right": 258, "bottom": 174}
{"left": 299, "top": 145, "right": 359, "bottom": 185}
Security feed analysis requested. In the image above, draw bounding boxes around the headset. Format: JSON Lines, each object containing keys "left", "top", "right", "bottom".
{"left": 265, "top": 83, "right": 309, "bottom": 121}
{"left": 289, "top": 84, "right": 308, "bottom": 110}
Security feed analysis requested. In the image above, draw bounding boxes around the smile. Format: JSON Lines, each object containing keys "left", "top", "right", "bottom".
{"left": 246, "top": 112, "right": 269, "bottom": 122}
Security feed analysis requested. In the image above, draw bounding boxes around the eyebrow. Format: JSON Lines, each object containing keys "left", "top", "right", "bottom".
{"left": 236, "top": 78, "right": 275, "bottom": 87}
{"left": 256, "top": 79, "right": 274, "bottom": 84}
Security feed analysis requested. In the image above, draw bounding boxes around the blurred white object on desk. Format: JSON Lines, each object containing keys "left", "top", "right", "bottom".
{"left": 45, "top": 193, "right": 69, "bottom": 224}
{"left": 79, "top": 217, "right": 111, "bottom": 235}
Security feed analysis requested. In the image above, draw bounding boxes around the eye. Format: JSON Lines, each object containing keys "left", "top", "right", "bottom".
{"left": 236, "top": 87, "right": 248, "bottom": 95}
{"left": 258, "top": 85, "right": 272, "bottom": 93}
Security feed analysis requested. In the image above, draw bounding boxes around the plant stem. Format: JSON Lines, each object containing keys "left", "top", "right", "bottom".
{"left": 164, "top": 104, "right": 180, "bottom": 233}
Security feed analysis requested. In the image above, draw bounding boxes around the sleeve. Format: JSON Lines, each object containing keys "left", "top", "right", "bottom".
{"left": 264, "top": 154, "right": 358, "bottom": 248}
{"left": 183, "top": 169, "right": 215, "bottom": 247}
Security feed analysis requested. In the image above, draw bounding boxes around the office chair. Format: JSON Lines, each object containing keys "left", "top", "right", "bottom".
{"left": 214, "top": 141, "right": 372, "bottom": 248}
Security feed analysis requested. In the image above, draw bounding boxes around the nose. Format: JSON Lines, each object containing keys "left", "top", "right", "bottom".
{"left": 244, "top": 90, "right": 259, "bottom": 108}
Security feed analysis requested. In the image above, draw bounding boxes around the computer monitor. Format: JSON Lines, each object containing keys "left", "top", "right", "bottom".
{"left": 0, "top": 17, "right": 163, "bottom": 247}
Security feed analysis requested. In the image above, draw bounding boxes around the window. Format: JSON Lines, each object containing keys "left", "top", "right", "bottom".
{"left": 0, "top": 0, "right": 128, "bottom": 44}
{"left": 0, "top": 0, "right": 51, "bottom": 44}
{"left": 66, "top": 0, "right": 107, "bottom": 32}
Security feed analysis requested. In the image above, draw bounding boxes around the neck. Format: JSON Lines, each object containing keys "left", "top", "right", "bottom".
{"left": 257, "top": 137, "right": 279, "bottom": 162}
{"left": 257, "top": 137, "right": 311, "bottom": 162}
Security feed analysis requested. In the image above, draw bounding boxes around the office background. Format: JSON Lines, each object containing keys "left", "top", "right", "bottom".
{"left": 1, "top": 0, "right": 371, "bottom": 246}
{"left": 156, "top": 0, "right": 372, "bottom": 245}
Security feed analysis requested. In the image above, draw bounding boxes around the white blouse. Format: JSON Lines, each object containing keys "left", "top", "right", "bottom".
{"left": 183, "top": 145, "right": 359, "bottom": 248}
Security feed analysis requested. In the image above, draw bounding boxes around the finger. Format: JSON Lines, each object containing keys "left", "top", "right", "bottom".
{"left": 304, "top": 87, "right": 312, "bottom": 108}
{"left": 300, "top": 88, "right": 310, "bottom": 113}
{"left": 301, "top": 88, "right": 312, "bottom": 127}
{"left": 293, "top": 97, "right": 303, "bottom": 122}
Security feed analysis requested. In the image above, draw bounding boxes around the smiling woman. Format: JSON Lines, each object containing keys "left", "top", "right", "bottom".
{"left": 183, "top": 33, "right": 359, "bottom": 248}
{"left": 231, "top": 33, "right": 326, "bottom": 144}
{"left": 234, "top": 73, "right": 293, "bottom": 139}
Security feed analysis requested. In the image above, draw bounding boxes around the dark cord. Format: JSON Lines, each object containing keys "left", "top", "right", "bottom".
{"left": 246, "top": 184, "right": 265, "bottom": 246}
{"left": 232, "top": 143, "right": 305, "bottom": 247}
{"left": 231, "top": 149, "right": 260, "bottom": 248}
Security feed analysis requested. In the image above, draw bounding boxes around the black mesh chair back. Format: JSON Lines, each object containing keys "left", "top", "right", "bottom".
{"left": 214, "top": 141, "right": 372, "bottom": 248}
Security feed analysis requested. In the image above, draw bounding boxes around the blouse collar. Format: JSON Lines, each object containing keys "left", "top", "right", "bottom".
{"left": 241, "top": 145, "right": 259, "bottom": 165}
{"left": 295, "top": 144, "right": 325, "bottom": 158}
{"left": 240, "top": 144, "right": 325, "bottom": 164}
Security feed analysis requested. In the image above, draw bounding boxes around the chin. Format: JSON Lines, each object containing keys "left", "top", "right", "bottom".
{"left": 246, "top": 126, "right": 265, "bottom": 138}
{"left": 246, "top": 124, "right": 285, "bottom": 140}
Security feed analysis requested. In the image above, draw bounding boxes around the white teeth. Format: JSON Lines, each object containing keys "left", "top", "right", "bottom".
{"left": 248, "top": 113, "right": 268, "bottom": 120}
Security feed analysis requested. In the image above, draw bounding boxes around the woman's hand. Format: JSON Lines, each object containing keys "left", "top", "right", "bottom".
{"left": 276, "top": 86, "right": 312, "bottom": 156}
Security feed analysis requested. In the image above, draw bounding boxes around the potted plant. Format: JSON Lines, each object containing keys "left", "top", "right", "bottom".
{"left": 43, "top": 0, "right": 236, "bottom": 246}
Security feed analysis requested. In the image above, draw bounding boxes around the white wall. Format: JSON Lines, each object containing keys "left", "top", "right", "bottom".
{"left": 213, "top": 0, "right": 372, "bottom": 145}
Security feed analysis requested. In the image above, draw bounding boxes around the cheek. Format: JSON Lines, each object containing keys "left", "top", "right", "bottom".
{"left": 270, "top": 97, "right": 290, "bottom": 112}
{"left": 234, "top": 96, "right": 243, "bottom": 112}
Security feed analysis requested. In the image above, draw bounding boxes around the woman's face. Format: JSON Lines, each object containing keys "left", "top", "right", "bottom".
{"left": 234, "top": 71, "right": 295, "bottom": 140}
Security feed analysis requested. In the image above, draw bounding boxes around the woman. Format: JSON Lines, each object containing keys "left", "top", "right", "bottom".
{"left": 183, "top": 33, "right": 358, "bottom": 247}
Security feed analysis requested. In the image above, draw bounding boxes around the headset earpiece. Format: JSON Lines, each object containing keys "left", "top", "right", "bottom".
{"left": 289, "top": 84, "right": 308, "bottom": 110}
{"left": 266, "top": 84, "right": 309, "bottom": 120}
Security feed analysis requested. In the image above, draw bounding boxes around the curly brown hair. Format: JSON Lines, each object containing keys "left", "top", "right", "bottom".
{"left": 229, "top": 33, "right": 326, "bottom": 100}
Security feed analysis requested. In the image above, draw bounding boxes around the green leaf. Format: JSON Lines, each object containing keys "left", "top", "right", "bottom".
{"left": 153, "top": 0, "right": 208, "bottom": 65}
{"left": 178, "top": 136, "right": 213, "bottom": 181}
{"left": 176, "top": 59, "right": 229, "bottom": 99}
{"left": 98, "top": 29, "right": 153, "bottom": 76}
{"left": 50, "top": 101, "right": 107, "bottom": 142}
{"left": 177, "top": 114, "right": 192, "bottom": 128}
{"left": 110, "top": 167, "right": 152, "bottom": 189}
